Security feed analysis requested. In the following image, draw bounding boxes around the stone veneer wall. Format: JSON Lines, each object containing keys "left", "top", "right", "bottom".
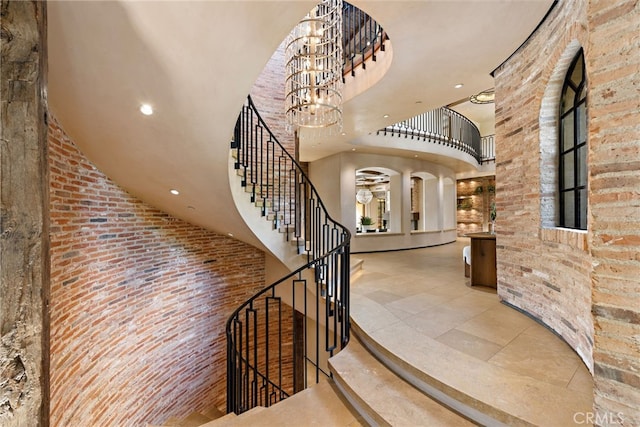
{"left": 587, "top": 2, "right": 639, "bottom": 424}
{"left": 48, "top": 117, "right": 267, "bottom": 426}
{"left": 494, "top": 0, "right": 639, "bottom": 423}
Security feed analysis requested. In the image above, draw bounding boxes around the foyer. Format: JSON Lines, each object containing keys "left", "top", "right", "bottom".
{"left": 161, "top": 239, "right": 593, "bottom": 426}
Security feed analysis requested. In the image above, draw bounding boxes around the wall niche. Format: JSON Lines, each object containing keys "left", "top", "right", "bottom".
{"left": 456, "top": 176, "right": 495, "bottom": 236}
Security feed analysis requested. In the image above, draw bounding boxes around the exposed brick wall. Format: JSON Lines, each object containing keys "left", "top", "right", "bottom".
{"left": 493, "top": 0, "right": 592, "bottom": 368}
{"left": 587, "top": 1, "right": 640, "bottom": 425}
{"left": 250, "top": 41, "right": 296, "bottom": 156}
{"left": 494, "top": 0, "right": 640, "bottom": 423}
{"left": 48, "top": 116, "right": 267, "bottom": 426}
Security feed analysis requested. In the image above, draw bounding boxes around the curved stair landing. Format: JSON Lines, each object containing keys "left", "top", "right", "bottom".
{"left": 152, "top": 241, "right": 593, "bottom": 427}
{"left": 336, "top": 240, "right": 593, "bottom": 426}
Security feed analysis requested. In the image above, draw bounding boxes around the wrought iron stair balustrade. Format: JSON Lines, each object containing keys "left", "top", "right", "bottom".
{"left": 227, "top": 96, "right": 351, "bottom": 415}
{"left": 377, "top": 107, "right": 483, "bottom": 163}
{"left": 343, "top": 1, "right": 388, "bottom": 77}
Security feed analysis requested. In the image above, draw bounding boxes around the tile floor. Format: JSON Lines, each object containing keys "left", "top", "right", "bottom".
{"left": 349, "top": 238, "right": 593, "bottom": 415}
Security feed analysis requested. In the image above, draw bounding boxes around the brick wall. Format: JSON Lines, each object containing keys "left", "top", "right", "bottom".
{"left": 587, "top": 1, "right": 640, "bottom": 425}
{"left": 494, "top": 0, "right": 639, "bottom": 423}
{"left": 48, "top": 116, "right": 266, "bottom": 426}
{"left": 493, "top": 0, "right": 592, "bottom": 367}
{"left": 249, "top": 41, "right": 296, "bottom": 155}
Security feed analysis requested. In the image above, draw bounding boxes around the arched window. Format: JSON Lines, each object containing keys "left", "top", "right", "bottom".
{"left": 559, "top": 49, "right": 587, "bottom": 229}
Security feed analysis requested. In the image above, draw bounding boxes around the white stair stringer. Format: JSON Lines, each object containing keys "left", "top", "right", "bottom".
{"left": 228, "top": 150, "right": 307, "bottom": 271}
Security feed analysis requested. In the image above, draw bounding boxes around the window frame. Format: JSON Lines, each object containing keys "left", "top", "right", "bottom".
{"left": 558, "top": 49, "right": 587, "bottom": 230}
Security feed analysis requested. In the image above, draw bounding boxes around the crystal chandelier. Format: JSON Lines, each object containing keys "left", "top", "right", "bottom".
{"left": 285, "top": 0, "right": 343, "bottom": 135}
{"left": 356, "top": 189, "right": 373, "bottom": 204}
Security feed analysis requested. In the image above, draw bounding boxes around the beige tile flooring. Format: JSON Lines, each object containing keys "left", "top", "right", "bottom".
{"left": 350, "top": 238, "right": 593, "bottom": 416}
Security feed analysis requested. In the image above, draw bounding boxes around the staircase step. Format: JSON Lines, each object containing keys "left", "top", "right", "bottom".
{"left": 198, "top": 406, "right": 262, "bottom": 427}
{"left": 202, "top": 382, "right": 362, "bottom": 427}
{"left": 180, "top": 412, "right": 214, "bottom": 426}
{"left": 200, "top": 405, "right": 225, "bottom": 420}
{"left": 349, "top": 317, "right": 593, "bottom": 427}
{"left": 160, "top": 412, "right": 212, "bottom": 427}
{"left": 329, "top": 337, "right": 475, "bottom": 426}
{"left": 350, "top": 258, "right": 364, "bottom": 276}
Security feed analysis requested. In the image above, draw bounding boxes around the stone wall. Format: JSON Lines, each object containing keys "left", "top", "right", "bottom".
{"left": 48, "top": 117, "right": 266, "bottom": 426}
{"left": 587, "top": 1, "right": 640, "bottom": 425}
{"left": 494, "top": 0, "right": 639, "bottom": 423}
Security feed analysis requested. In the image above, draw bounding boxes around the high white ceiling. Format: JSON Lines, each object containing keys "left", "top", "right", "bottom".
{"left": 47, "top": 0, "right": 553, "bottom": 238}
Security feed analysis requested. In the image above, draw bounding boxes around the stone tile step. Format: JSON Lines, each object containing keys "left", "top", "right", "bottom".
{"left": 350, "top": 320, "right": 593, "bottom": 427}
{"left": 160, "top": 412, "right": 212, "bottom": 427}
{"left": 329, "top": 336, "right": 476, "bottom": 427}
{"left": 350, "top": 258, "right": 364, "bottom": 276}
{"left": 200, "top": 405, "right": 226, "bottom": 420}
{"left": 179, "top": 412, "right": 214, "bottom": 426}
{"left": 201, "top": 381, "right": 362, "bottom": 427}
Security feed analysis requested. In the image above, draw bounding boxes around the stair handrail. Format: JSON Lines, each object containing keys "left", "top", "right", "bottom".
{"left": 377, "top": 106, "right": 482, "bottom": 163}
{"left": 342, "top": 1, "right": 389, "bottom": 77}
{"left": 226, "top": 96, "right": 351, "bottom": 415}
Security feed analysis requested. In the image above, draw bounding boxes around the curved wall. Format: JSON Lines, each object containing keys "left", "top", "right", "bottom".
{"left": 493, "top": 1, "right": 640, "bottom": 417}
{"left": 493, "top": 0, "right": 592, "bottom": 368}
{"left": 48, "top": 117, "right": 266, "bottom": 426}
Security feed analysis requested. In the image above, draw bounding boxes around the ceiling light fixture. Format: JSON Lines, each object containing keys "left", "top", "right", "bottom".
{"left": 470, "top": 88, "right": 495, "bottom": 104}
{"left": 356, "top": 188, "right": 373, "bottom": 204}
{"left": 454, "top": 83, "right": 464, "bottom": 89}
{"left": 285, "top": 0, "right": 343, "bottom": 136}
{"left": 383, "top": 114, "right": 390, "bottom": 118}
{"left": 140, "top": 104, "right": 153, "bottom": 115}
{"left": 170, "top": 189, "right": 179, "bottom": 195}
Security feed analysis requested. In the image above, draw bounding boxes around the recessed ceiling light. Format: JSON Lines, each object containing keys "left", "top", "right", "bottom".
{"left": 454, "top": 84, "right": 464, "bottom": 89}
{"left": 170, "top": 189, "right": 179, "bottom": 195}
{"left": 140, "top": 104, "right": 154, "bottom": 115}
{"left": 352, "top": 148, "right": 356, "bottom": 151}
{"left": 414, "top": 155, "right": 418, "bottom": 158}
{"left": 341, "top": 132, "right": 347, "bottom": 136}
{"left": 227, "top": 232, "right": 234, "bottom": 237}
{"left": 383, "top": 114, "right": 389, "bottom": 118}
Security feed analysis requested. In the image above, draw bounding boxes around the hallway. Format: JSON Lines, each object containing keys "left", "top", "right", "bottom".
{"left": 349, "top": 238, "right": 593, "bottom": 425}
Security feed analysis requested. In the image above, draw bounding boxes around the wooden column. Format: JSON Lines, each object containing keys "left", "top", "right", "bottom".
{"left": 0, "top": 1, "right": 50, "bottom": 426}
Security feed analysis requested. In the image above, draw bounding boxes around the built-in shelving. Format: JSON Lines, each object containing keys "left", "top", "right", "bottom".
{"left": 456, "top": 176, "right": 495, "bottom": 236}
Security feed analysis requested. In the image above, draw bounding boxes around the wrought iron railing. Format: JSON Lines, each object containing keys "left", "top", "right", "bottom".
{"left": 227, "top": 96, "right": 351, "bottom": 415}
{"left": 343, "top": 1, "right": 388, "bottom": 77}
{"left": 481, "top": 134, "right": 495, "bottom": 164}
{"left": 377, "top": 107, "right": 482, "bottom": 163}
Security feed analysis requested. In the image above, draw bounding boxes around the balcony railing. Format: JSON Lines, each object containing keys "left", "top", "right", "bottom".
{"left": 481, "top": 134, "right": 495, "bottom": 164}
{"left": 227, "top": 97, "right": 350, "bottom": 415}
{"left": 377, "top": 107, "right": 482, "bottom": 163}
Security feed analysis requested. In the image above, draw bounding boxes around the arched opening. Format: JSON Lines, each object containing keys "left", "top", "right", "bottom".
{"left": 355, "top": 167, "right": 400, "bottom": 233}
{"left": 411, "top": 172, "right": 439, "bottom": 231}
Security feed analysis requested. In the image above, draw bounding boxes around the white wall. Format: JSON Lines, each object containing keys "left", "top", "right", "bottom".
{"left": 310, "top": 152, "right": 457, "bottom": 253}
